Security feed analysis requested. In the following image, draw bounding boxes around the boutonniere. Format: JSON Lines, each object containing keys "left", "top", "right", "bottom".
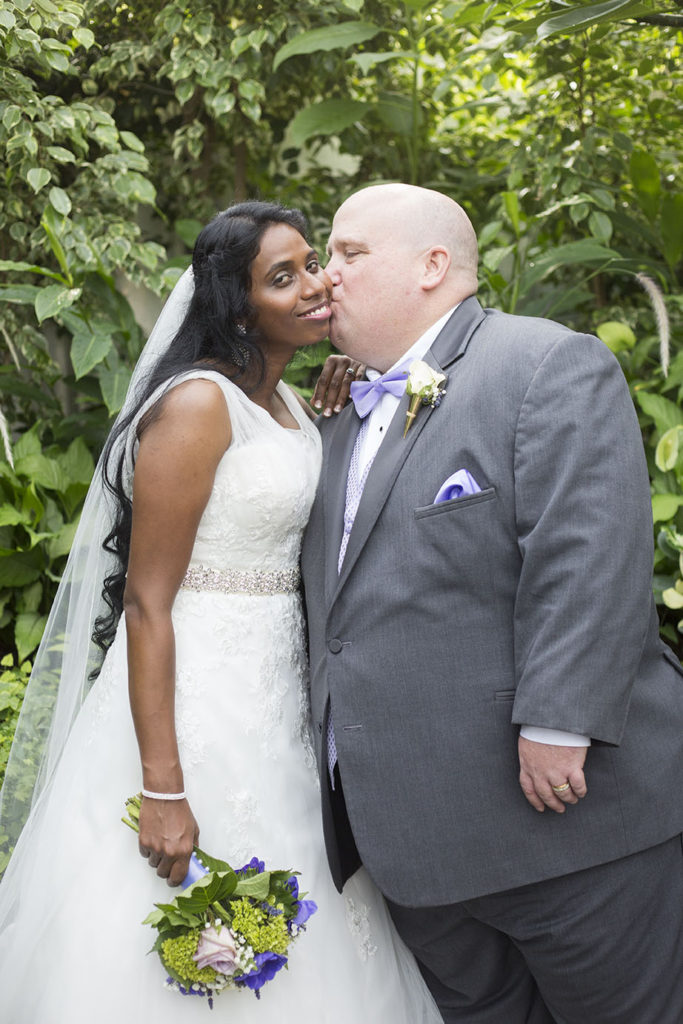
{"left": 403, "top": 360, "right": 447, "bottom": 438}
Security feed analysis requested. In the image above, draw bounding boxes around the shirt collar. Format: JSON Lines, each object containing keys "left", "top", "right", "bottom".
{"left": 366, "top": 305, "right": 458, "bottom": 381}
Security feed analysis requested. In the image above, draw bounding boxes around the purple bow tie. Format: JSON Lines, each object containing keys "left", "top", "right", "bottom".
{"left": 350, "top": 366, "right": 409, "bottom": 418}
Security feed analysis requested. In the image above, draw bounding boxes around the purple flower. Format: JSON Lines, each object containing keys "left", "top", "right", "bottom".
{"left": 236, "top": 856, "right": 265, "bottom": 876}
{"left": 237, "top": 951, "right": 287, "bottom": 993}
{"left": 285, "top": 875, "right": 299, "bottom": 899}
{"left": 292, "top": 899, "right": 317, "bottom": 927}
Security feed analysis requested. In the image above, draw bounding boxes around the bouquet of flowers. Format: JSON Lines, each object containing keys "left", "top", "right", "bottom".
{"left": 123, "top": 794, "right": 317, "bottom": 1008}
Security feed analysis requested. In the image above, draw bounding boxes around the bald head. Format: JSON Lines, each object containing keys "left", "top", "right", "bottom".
{"left": 336, "top": 184, "right": 479, "bottom": 298}
{"left": 326, "top": 183, "right": 479, "bottom": 368}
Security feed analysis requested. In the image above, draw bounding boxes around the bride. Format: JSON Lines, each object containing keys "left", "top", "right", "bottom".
{"left": 0, "top": 201, "right": 441, "bottom": 1021}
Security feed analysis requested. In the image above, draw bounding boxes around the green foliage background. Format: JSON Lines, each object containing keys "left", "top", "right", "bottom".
{"left": 0, "top": 0, "right": 681, "bottom": 782}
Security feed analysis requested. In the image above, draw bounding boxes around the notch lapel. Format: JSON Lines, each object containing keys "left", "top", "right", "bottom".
{"left": 322, "top": 406, "right": 361, "bottom": 604}
{"left": 328, "top": 296, "right": 487, "bottom": 609}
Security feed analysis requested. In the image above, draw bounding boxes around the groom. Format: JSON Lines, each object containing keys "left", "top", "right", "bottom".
{"left": 301, "top": 183, "right": 683, "bottom": 1022}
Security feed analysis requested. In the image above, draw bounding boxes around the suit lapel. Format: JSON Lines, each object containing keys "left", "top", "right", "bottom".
{"left": 329, "top": 297, "right": 487, "bottom": 608}
{"left": 322, "top": 405, "right": 361, "bottom": 604}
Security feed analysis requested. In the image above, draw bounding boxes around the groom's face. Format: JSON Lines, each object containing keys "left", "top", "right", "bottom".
{"left": 325, "top": 194, "right": 424, "bottom": 372}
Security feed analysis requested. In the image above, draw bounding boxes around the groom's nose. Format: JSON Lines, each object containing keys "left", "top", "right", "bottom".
{"left": 325, "top": 253, "right": 342, "bottom": 285}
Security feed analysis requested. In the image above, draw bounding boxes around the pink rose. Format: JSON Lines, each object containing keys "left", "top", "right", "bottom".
{"left": 193, "top": 925, "right": 239, "bottom": 975}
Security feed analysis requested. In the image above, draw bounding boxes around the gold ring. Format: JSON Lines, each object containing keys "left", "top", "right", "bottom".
{"left": 551, "top": 782, "right": 571, "bottom": 794}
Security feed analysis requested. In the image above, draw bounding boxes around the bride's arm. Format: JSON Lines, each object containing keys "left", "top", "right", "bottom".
{"left": 123, "top": 378, "right": 231, "bottom": 886}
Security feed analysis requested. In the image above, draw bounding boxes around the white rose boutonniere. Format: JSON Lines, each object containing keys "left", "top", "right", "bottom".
{"left": 403, "top": 360, "right": 447, "bottom": 437}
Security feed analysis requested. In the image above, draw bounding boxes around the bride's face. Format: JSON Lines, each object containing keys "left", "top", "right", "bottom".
{"left": 248, "top": 223, "right": 332, "bottom": 350}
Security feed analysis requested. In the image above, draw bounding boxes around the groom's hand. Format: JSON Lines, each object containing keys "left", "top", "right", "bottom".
{"left": 518, "top": 738, "right": 588, "bottom": 813}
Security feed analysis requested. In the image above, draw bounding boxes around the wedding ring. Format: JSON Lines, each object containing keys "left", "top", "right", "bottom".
{"left": 345, "top": 367, "right": 356, "bottom": 377}
{"left": 551, "top": 782, "right": 571, "bottom": 793}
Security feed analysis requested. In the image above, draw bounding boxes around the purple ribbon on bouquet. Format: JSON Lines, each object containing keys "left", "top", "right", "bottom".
{"left": 182, "top": 852, "right": 210, "bottom": 889}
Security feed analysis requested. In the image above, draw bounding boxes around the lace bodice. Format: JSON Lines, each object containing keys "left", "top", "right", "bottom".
{"left": 130, "top": 370, "right": 322, "bottom": 573}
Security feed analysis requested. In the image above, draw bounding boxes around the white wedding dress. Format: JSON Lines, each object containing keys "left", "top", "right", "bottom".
{"left": 0, "top": 372, "right": 441, "bottom": 1023}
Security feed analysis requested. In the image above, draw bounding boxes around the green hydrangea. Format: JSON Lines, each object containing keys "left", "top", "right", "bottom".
{"left": 231, "top": 897, "right": 290, "bottom": 955}
{"left": 161, "top": 931, "right": 217, "bottom": 985}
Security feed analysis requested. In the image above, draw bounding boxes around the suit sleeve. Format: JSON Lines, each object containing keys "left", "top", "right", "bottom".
{"left": 510, "top": 332, "right": 654, "bottom": 744}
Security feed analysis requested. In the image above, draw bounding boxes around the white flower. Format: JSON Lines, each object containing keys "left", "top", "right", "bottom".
{"left": 403, "top": 361, "right": 447, "bottom": 437}
{"left": 407, "top": 360, "right": 446, "bottom": 396}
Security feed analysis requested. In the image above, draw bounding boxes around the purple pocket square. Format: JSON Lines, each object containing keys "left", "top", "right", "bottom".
{"left": 433, "top": 469, "right": 481, "bottom": 504}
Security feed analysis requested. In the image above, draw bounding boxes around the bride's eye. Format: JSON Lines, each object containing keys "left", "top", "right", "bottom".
{"left": 273, "top": 273, "right": 292, "bottom": 287}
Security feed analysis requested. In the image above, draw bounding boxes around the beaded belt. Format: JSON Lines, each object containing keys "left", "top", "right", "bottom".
{"left": 180, "top": 565, "right": 300, "bottom": 596}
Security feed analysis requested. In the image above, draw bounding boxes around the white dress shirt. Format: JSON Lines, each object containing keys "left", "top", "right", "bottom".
{"left": 356, "top": 309, "right": 590, "bottom": 749}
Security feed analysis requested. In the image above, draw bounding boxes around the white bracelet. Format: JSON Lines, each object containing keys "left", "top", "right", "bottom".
{"left": 141, "top": 789, "right": 186, "bottom": 801}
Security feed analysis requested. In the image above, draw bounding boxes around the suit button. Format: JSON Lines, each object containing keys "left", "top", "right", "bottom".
{"left": 328, "top": 638, "right": 343, "bottom": 654}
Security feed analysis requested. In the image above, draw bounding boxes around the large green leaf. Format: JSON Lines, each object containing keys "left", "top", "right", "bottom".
{"left": 289, "top": 99, "right": 370, "bottom": 147}
{"left": 655, "top": 427, "right": 683, "bottom": 473}
{"left": 48, "top": 186, "right": 72, "bottom": 216}
{"left": 350, "top": 51, "right": 413, "bottom": 75}
{"left": 596, "top": 321, "right": 636, "bottom": 354}
{"left": 47, "top": 519, "right": 78, "bottom": 560}
{"left": 0, "top": 508, "right": 29, "bottom": 528}
{"left": 56, "top": 437, "right": 94, "bottom": 487}
{"left": 15, "top": 612, "right": 47, "bottom": 662}
{"left": 34, "top": 284, "right": 81, "bottom": 324}
{"left": 27, "top": 167, "right": 51, "bottom": 194}
{"left": 14, "top": 453, "right": 69, "bottom": 492}
{"left": 99, "top": 365, "right": 132, "bottom": 415}
{"left": 13, "top": 429, "right": 41, "bottom": 462}
{"left": 0, "top": 259, "right": 61, "bottom": 281}
{"left": 654, "top": 494, "right": 683, "bottom": 524}
{"left": 0, "top": 284, "right": 40, "bottom": 304}
{"left": 636, "top": 392, "right": 683, "bottom": 436}
{"left": 537, "top": 0, "right": 649, "bottom": 39}
{"left": 521, "top": 240, "right": 619, "bottom": 291}
{"left": 273, "top": 22, "right": 383, "bottom": 72}
{"left": 70, "top": 331, "right": 113, "bottom": 380}
{"left": 0, "top": 554, "right": 42, "bottom": 589}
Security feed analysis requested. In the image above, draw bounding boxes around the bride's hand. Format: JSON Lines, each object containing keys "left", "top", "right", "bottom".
{"left": 311, "top": 355, "right": 364, "bottom": 417}
{"left": 138, "top": 796, "right": 200, "bottom": 887}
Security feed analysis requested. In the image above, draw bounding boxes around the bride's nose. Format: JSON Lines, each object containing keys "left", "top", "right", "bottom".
{"left": 301, "top": 270, "right": 327, "bottom": 298}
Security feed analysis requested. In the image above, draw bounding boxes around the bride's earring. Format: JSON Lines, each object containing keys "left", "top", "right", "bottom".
{"left": 236, "top": 322, "right": 247, "bottom": 335}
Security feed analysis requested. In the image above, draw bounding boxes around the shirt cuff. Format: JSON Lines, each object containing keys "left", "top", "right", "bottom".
{"left": 520, "top": 725, "right": 591, "bottom": 747}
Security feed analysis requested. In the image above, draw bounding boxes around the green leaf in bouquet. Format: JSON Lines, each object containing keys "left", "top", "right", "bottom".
{"left": 146, "top": 903, "right": 202, "bottom": 929}
{"left": 191, "top": 846, "right": 232, "bottom": 874}
{"left": 143, "top": 907, "right": 167, "bottom": 928}
{"left": 233, "top": 871, "right": 272, "bottom": 901}
{"left": 174, "top": 869, "right": 238, "bottom": 912}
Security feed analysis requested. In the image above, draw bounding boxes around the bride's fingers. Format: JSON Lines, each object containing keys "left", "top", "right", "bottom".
{"left": 311, "top": 356, "right": 362, "bottom": 416}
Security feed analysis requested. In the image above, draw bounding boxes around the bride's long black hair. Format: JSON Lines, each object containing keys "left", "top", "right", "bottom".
{"left": 92, "top": 201, "right": 309, "bottom": 658}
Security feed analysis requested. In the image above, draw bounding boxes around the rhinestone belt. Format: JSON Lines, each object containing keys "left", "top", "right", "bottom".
{"left": 180, "top": 565, "right": 300, "bottom": 596}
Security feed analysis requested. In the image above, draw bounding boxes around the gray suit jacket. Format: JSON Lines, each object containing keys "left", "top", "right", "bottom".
{"left": 301, "top": 297, "right": 683, "bottom": 906}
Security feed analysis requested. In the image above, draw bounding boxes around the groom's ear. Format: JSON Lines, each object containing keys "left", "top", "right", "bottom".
{"left": 419, "top": 246, "right": 450, "bottom": 291}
